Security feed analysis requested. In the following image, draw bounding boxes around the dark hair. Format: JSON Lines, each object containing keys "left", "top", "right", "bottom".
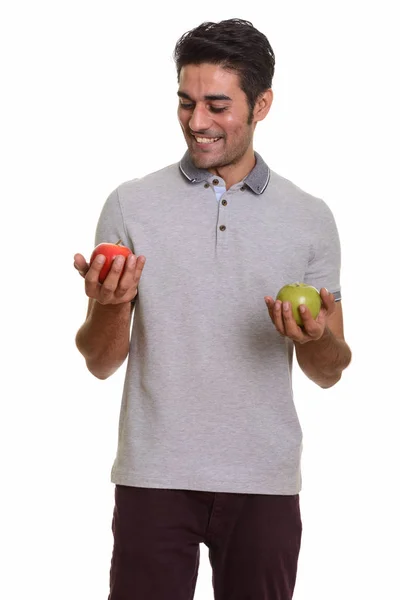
{"left": 173, "top": 19, "right": 275, "bottom": 123}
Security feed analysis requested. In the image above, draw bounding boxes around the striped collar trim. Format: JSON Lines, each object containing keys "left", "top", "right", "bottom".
{"left": 179, "top": 150, "right": 271, "bottom": 194}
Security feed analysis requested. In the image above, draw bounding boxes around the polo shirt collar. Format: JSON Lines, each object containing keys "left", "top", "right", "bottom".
{"left": 179, "top": 150, "right": 271, "bottom": 195}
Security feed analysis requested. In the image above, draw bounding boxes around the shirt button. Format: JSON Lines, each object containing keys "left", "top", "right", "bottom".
{"left": 219, "top": 225, "right": 226, "bottom": 231}
{"left": 240, "top": 185, "right": 246, "bottom": 191}
{"left": 204, "top": 183, "right": 210, "bottom": 188}
{"left": 213, "top": 178, "right": 219, "bottom": 185}
{"left": 221, "top": 199, "right": 227, "bottom": 206}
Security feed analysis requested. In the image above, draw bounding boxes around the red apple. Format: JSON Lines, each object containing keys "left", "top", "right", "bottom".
{"left": 90, "top": 240, "right": 133, "bottom": 283}
{"left": 276, "top": 282, "right": 322, "bottom": 326}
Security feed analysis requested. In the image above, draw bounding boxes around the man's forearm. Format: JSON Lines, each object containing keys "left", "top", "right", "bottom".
{"left": 294, "top": 327, "right": 352, "bottom": 388}
{"left": 75, "top": 300, "right": 133, "bottom": 379}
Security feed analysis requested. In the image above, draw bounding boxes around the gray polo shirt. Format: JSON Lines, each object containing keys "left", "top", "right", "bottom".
{"left": 95, "top": 150, "right": 341, "bottom": 495}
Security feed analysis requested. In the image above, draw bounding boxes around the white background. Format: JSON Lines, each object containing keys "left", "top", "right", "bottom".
{"left": 2, "top": 1, "right": 399, "bottom": 599}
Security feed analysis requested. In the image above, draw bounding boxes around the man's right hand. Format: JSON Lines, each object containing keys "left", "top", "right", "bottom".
{"left": 73, "top": 252, "right": 146, "bottom": 305}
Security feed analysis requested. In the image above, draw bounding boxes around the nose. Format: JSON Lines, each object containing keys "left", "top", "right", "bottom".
{"left": 189, "top": 103, "right": 213, "bottom": 133}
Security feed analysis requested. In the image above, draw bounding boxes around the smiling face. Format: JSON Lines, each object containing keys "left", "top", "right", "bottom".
{"left": 177, "top": 63, "right": 272, "bottom": 183}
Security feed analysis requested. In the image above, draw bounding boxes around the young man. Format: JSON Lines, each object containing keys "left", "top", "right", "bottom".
{"left": 74, "top": 18, "right": 352, "bottom": 600}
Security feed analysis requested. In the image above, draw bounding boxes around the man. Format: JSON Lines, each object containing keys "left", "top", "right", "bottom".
{"left": 74, "top": 18, "right": 352, "bottom": 600}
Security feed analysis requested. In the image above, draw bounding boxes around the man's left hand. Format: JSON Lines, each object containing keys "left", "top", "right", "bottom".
{"left": 264, "top": 288, "right": 336, "bottom": 344}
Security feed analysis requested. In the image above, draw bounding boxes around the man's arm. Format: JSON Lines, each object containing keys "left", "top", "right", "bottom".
{"left": 265, "top": 289, "right": 352, "bottom": 389}
{"left": 294, "top": 301, "right": 352, "bottom": 388}
{"left": 75, "top": 299, "right": 133, "bottom": 380}
{"left": 74, "top": 251, "right": 146, "bottom": 380}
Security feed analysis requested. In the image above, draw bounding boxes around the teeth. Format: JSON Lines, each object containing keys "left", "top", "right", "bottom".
{"left": 195, "top": 137, "right": 220, "bottom": 144}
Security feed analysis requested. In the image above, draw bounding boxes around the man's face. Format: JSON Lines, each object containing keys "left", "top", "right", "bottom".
{"left": 177, "top": 63, "right": 255, "bottom": 171}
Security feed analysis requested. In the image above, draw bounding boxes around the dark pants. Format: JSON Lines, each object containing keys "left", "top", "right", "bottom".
{"left": 108, "top": 485, "right": 302, "bottom": 600}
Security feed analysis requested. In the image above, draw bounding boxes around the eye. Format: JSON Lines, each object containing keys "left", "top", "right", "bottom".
{"left": 209, "top": 107, "right": 227, "bottom": 113}
{"left": 179, "top": 103, "right": 227, "bottom": 113}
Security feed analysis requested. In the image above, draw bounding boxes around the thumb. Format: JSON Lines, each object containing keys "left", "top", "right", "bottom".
{"left": 74, "top": 253, "right": 89, "bottom": 278}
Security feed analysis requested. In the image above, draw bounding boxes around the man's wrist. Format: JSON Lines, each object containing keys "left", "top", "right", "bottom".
{"left": 92, "top": 299, "right": 133, "bottom": 312}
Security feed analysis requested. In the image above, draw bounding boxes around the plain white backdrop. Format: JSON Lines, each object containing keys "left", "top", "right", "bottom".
{"left": 2, "top": 1, "right": 399, "bottom": 599}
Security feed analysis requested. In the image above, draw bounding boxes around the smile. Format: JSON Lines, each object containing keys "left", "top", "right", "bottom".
{"left": 191, "top": 134, "right": 222, "bottom": 145}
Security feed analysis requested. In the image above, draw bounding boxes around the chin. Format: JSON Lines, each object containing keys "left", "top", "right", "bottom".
{"left": 190, "top": 156, "right": 208, "bottom": 169}
{"left": 189, "top": 151, "right": 220, "bottom": 170}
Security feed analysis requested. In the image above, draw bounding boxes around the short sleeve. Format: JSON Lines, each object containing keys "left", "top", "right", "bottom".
{"left": 94, "top": 188, "right": 133, "bottom": 251}
{"left": 303, "top": 201, "right": 342, "bottom": 301}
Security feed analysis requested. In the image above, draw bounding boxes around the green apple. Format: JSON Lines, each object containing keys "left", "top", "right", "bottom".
{"left": 276, "top": 282, "right": 322, "bottom": 326}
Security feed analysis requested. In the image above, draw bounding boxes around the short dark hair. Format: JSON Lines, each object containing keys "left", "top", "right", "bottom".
{"left": 173, "top": 19, "right": 275, "bottom": 123}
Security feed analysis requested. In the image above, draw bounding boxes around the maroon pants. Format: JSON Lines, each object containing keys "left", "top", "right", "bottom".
{"left": 108, "top": 485, "right": 302, "bottom": 600}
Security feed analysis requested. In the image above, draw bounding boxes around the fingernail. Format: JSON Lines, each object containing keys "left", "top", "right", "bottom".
{"left": 96, "top": 255, "right": 106, "bottom": 264}
{"left": 299, "top": 305, "right": 306, "bottom": 313}
{"left": 283, "top": 302, "right": 290, "bottom": 311}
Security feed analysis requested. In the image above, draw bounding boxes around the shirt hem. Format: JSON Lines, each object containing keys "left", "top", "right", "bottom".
{"left": 110, "top": 469, "right": 302, "bottom": 495}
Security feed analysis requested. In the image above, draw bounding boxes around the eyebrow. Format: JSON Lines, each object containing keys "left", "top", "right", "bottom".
{"left": 177, "top": 91, "right": 232, "bottom": 101}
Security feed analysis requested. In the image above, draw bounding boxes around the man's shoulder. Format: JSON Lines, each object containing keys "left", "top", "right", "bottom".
{"left": 117, "top": 160, "right": 183, "bottom": 197}
{"left": 268, "top": 168, "right": 334, "bottom": 217}
{"left": 269, "top": 168, "right": 319, "bottom": 201}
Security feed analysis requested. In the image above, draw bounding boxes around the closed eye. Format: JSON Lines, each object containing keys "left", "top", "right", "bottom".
{"left": 179, "top": 103, "right": 227, "bottom": 114}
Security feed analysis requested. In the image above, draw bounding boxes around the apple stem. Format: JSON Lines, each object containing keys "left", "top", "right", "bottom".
{"left": 116, "top": 239, "right": 122, "bottom": 246}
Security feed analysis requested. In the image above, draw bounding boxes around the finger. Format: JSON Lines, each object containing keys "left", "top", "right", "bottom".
{"left": 130, "top": 255, "right": 146, "bottom": 295}
{"left": 74, "top": 253, "right": 90, "bottom": 277}
{"left": 115, "top": 255, "right": 147, "bottom": 300}
{"left": 114, "top": 254, "right": 140, "bottom": 298}
{"left": 320, "top": 287, "right": 335, "bottom": 314}
{"left": 272, "top": 300, "right": 286, "bottom": 336}
{"left": 133, "top": 255, "right": 146, "bottom": 281}
{"left": 298, "top": 304, "right": 323, "bottom": 339}
{"left": 264, "top": 296, "right": 276, "bottom": 324}
{"left": 114, "top": 254, "right": 137, "bottom": 298}
{"left": 98, "top": 255, "right": 127, "bottom": 300}
{"left": 264, "top": 296, "right": 280, "bottom": 330}
{"left": 84, "top": 254, "right": 106, "bottom": 296}
{"left": 281, "top": 301, "right": 308, "bottom": 342}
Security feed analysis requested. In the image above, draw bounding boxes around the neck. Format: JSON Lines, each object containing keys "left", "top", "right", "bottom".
{"left": 209, "top": 146, "right": 256, "bottom": 190}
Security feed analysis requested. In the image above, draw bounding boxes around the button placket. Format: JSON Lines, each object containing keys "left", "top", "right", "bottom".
{"left": 217, "top": 192, "right": 229, "bottom": 243}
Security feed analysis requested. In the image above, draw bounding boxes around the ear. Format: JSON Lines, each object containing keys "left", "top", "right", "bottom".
{"left": 253, "top": 89, "right": 273, "bottom": 123}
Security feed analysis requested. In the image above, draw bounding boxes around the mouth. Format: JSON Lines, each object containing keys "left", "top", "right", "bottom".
{"left": 190, "top": 133, "right": 223, "bottom": 148}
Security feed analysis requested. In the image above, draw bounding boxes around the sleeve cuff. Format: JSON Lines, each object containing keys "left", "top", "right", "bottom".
{"left": 332, "top": 290, "right": 341, "bottom": 302}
